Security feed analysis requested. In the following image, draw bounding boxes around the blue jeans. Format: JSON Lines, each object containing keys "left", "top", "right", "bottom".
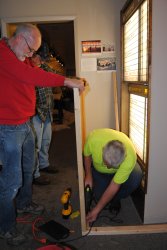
{"left": 32, "top": 114, "right": 52, "bottom": 178}
{"left": 0, "top": 121, "right": 35, "bottom": 233}
{"left": 92, "top": 163, "right": 143, "bottom": 206}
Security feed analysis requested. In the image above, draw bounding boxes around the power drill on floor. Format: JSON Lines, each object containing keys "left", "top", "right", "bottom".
{"left": 85, "top": 184, "right": 93, "bottom": 214}
{"left": 61, "top": 188, "right": 72, "bottom": 219}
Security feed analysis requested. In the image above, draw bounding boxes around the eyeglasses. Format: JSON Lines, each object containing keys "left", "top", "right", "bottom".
{"left": 22, "top": 36, "right": 36, "bottom": 55}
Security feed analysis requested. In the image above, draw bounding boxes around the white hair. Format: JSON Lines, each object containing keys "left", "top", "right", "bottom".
{"left": 103, "top": 140, "right": 126, "bottom": 167}
{"left": 14, "top": 23, "right": 40, "bottom": 37}
{"left": 14, "top": 23, "right": 41, "bottom": 45}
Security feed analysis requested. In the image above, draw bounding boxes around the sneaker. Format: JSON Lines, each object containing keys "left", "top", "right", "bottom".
{"left": 17, "top": 201, "right": 44, "bottom": 215}
{"left": 40, "top": 166, "right": 59, "bottom": 174}
{"left": 0, "top": 227, "right": 26, "bottom": 246}
{"left": 33, "top": 175, "right": 51, "bottom": 185}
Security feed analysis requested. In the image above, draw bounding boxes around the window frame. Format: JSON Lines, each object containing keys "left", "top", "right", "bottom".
{"left": 120, "top": 0, "right": 152, "bottom": 192}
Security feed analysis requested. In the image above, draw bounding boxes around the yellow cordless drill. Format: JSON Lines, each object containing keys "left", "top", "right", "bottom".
{"left": 60, "top": 188, "right": 72, "bottom": 219}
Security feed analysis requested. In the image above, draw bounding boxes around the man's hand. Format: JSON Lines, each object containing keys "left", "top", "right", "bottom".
{"left": 64, "top": 77, "right": 85, "bottom": 94}
{"left": 86, "top": 180, "right": 121, "bottom": 223}
{"left": 84, "top": 175, "right": 93, "bottom": 189}
{"left": 86, "top": 207, "right": 99, "bottom": 224}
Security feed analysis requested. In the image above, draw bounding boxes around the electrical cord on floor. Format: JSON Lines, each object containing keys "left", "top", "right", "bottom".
{"left": 52, "top": 212, "right": 122, "bottom": 245}
{"left": 17, "top": 215, "right": 48, "bottom": 244}
{"left": 16, "top": 214, "right": 34, "bottom": 224}
{"left": 48, "top": 221, "right": 95, "bottom": 245}
{"left": 32, "top": 216, "right": 47, "bottom": 244}
{"left": 16, "top": 214, "right": 94, "bottom": 245}
{"left": 16, "top": 208, "right": 122, "bottom": 246}
{"left": 57, "top": 203, "right": 123, "bottom": 244}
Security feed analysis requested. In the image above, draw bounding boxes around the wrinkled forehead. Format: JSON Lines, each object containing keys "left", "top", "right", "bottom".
{"left": 28, "top": 29, "right": 42, "bottom": 51}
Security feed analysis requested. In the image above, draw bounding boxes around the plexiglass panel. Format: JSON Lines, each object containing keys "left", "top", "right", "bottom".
{"left": 129, "top": 94, "right": 147, "bottom": 163}
{"left": 124, "top": 0, "right": 148, "bottom": 82}
{"left": 124, "top": 11, "right": 139, "bottom": 81}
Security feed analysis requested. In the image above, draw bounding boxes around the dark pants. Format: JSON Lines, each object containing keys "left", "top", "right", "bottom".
{"left": 92, "top": 163, "right": 143, "bottom": 206}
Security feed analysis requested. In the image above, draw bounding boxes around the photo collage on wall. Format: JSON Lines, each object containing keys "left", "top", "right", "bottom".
{"left": 81, "top": 40, "right": 116, "bottom": 72}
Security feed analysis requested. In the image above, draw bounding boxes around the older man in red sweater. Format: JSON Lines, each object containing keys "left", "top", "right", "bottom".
{"left": 0, "top": 23, "right": 84, "bottom": 246}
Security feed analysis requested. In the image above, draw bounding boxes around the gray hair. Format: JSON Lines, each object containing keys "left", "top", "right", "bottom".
{"left": 103, "top": 140, "right": 126, "bottom": 167}
{"left": 14, "top": 23, "right": 41, "bottom": 42}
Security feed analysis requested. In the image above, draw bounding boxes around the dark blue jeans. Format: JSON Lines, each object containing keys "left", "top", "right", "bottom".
{"left": 0, "top": 121, "right": 35, "bottom": 233}
{"left": 92, "top": 163, "right": 143, "bottom": 206}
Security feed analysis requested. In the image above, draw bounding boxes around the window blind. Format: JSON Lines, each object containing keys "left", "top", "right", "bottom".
{"left": 124, "top": 0, "right": 148, "bottom": 82}
{"left": 129, "top": 94, "right": 147, "bottom": 163}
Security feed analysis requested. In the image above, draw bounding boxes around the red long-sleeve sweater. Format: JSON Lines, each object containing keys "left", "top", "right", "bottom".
{"left": 0, "top": 39, "right": 65, "bottom": 125}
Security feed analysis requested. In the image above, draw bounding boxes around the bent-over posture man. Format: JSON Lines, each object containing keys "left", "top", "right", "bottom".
{"left": 83, "top": 128, "right": 142, "bottom": 224}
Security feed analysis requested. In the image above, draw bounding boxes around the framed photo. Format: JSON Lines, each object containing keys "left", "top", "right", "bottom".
{"left": 81, "top": 40, "right": 101, "bottom": 54}
{"left": 102, "top": 43, "right": 115, "bottom": 53}
{"left": 97, "top": 57, "right": 116, "bottom": 71}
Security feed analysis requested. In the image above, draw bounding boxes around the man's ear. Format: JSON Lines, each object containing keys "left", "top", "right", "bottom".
{"left": 15, "top": 34, "right": 24, "bottom": 48}
{"left": 17, "top": 33, "right": 23, "bottom": 41}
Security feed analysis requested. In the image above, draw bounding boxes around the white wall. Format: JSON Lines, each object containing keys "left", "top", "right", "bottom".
{"left": 144, "top": 0, "right": 167, "bottom": 224}
{"left": 0, "top": 0, "right": 125, "bottom": 135}
{"left": 76, "top": 0, "right": 125, "bottom": 133}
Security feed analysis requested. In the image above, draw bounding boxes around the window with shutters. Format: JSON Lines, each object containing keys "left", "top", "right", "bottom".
{"left": 121, "top": 0, "right": 151, "bottom": 192}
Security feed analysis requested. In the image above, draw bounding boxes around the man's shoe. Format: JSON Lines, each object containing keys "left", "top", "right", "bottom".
{"left": 0, "top": 227, "right": 26, "bottom": 246}
{"left": 109, "top": 201, "right": 121, "bottom": 215}
{"left": 33, "top": 175, "right": 51, "bottom": 185}
{"left": 17, "top": 201, "right": 44, "bottom": 215}
{"left": 40, "top": 166, "right": 59, "bottom": 174}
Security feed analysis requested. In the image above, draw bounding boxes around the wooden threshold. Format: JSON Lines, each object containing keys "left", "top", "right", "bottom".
{"left": 83, "top": 224, "right": 167, "bottom": 235}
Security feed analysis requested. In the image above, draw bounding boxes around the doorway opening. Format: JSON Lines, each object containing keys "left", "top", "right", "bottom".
{"left": 36, "top": 22, "right": 76, "bottom": 129}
